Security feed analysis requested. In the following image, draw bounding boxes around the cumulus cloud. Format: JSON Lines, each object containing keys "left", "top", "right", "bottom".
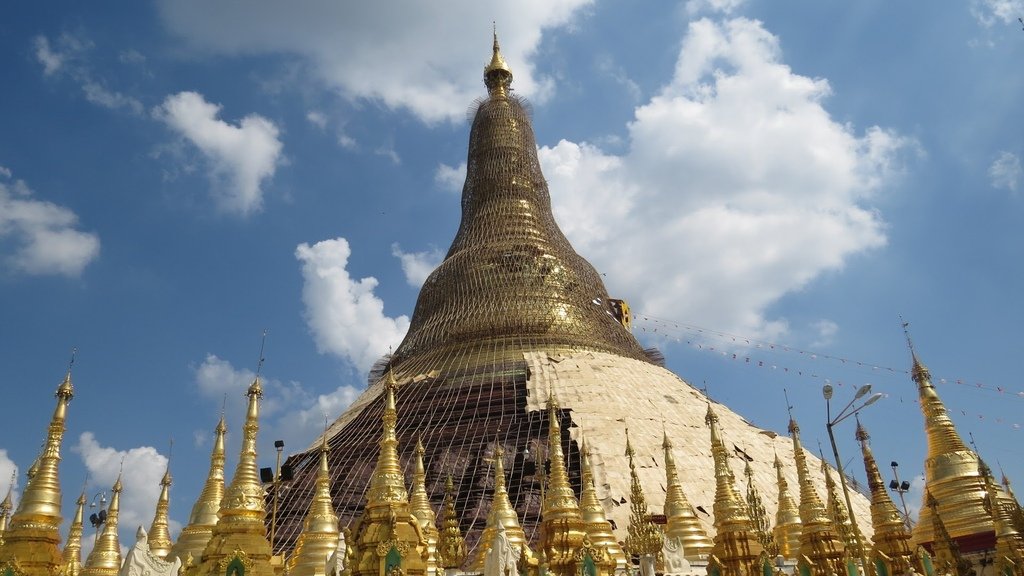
{"left": 296, "top": 238, "right": 410, "bottom": 374}
{"left": 391, "top": 243, "right": 443, "bottom": 287}
{"left": 74, "top": 433, "right": 178, "bottom": 550}
{"left": 34, "top": 36, "right": 65, "bottom": 76}
{"left": 810, "top": 319, "right": 839, "bottom": 348}
{"left": 306, "top": 111, "right": 327, "bottom": 130}
{"left": 0, "top": 170, "right": 100, "bottom": 277}
{"left": 989, "top": 151, "right": 1022, "bottom": 192}
{"left": 686, "top": 0, "right": 747, "bottom": 15}
{"left": 0, "top": 450, "right": 19, "bottom": 510}
{"left": 972, "top": 0, "right": 1024, "bottom": 26}
{"left": 192, "top": 354, "right": 360, "bottom": 453}
{"left": 540, "top": 18, "right": 913, "bottom": 340}
{"left": 154, "top": 91, "right": 284, "bottom": 216}
{"left": 434, "top": 162, "right": 466, "bottom": 193}
{"left": 156, "top": 1, "right": 591, "bottom": 123}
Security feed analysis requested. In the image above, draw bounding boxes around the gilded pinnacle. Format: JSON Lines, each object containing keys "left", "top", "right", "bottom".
{"left": 473, "top": 441, "right": 533, "bottom": 571}
{"left": 286, "top": 437, "right": 340, "bottom": 576}
{"left": 82, "top": 475, "right": 123, "bottom": 576}
{"left": 147, "top": 465, "right": 174, "bottom": 559}
{"left": 484, "top": 26, "right": 513, "bottom": 95}
{"left": 167, "top": 414, "right": 226, "bottom": 565}
{"left": 662, "top": 430, "right": 713, "bottom": 560}
{"left": 438, "top": 475, "right": 467, "bottom": 569}
{"left": 856, "top": 420, "right": 916, "bottom": 576}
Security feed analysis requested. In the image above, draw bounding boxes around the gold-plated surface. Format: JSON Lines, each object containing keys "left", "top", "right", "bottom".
{"left": 347, "top": 373, "right": 427, "bottom": 576}
{"left": 979, "top": 460, "right": 1024, "bottom": 576}
{"left": 194, "top": 378, "right": 275, "bottom": 576}
{"left": 789, "top": 418, "right": 846, "bottom": 575}
{"left": 408, "top": 438, "right": 439, "bottom": 576}
{"left": 0, "top": 478, "right": 12, "bottom": 546}
{"left": 82, "top": 476, "right": 122, "bottom": 576}
{"left": 471, "top": 442, "right": 533, "bottom": 571}
{"left": 661, "top": 431, "right": 713, "bottom": 561}
{"left": 907, "top": 350, "right": 993, "bottom": 546}
{"left": 773, "top": 454, "right": 803, "bottom": 560}
{"left": 388, "top": 29, "right": 648, "bottom": 376}
{"left": 745, "top": 459, "right": 778, "bottom": 557}
{"left": 287, "top": 437, "right": 340, "bottom": 576}
{"left": 60, "top": 492, "right": 86, "bottom": 576}
{"left": 623, "top": 429, "right": 662, "bottom": 559}
{"left": 706, "top": 404, "right": 765, "bottom": 576}
{"left": 926, "top": 492, "right": 972, "bottom": 576}
{"left": 148, "top": 467, "right": 173, "bottom": 560}
{"left": 578, "top": 440, "right": 625, "bottom": 571}
{"left": 539, "top": 399, "right": 594, "bottom": 576}
{"left": 855, "top": 422, "right": 915, "bottom": 575}
{"left": 0, "top": 371, "right": 74, "bottom": 576}
{"left": 820, "top": 456, "right": 857, "bottom": 553}
{"left": 168, "top": 415, "right": 227, "bottom": 566}
{"left": 437, "top": 476, "right": 467, "bottom": 570}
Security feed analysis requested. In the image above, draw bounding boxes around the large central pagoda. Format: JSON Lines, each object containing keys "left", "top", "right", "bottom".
{"left": 270, "top": 34, "right": 871, "bottom": 562}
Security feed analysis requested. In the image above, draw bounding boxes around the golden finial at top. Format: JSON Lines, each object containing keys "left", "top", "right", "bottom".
{"left": 484, "top": 24, "right": 513, "bottom": 96}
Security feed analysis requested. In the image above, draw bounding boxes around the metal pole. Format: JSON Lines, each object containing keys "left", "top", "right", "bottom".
{"left": 826, "top": 401, "right": 873, "bottom": 576}
{"left": 270, "top": 442, "right": 283, "bottom": 552}
{"left": 890, "top": 463, "right": 913, "bottom": 528}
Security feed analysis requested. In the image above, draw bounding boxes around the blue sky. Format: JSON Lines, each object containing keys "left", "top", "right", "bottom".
{"left": 1, "top": 0, "right": 1023, "bottom": 552}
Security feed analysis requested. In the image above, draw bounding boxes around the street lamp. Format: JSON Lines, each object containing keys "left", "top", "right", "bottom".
{"left": 88, "top": 491, "right": 107, "bottom": 544}
{"left": 888, "top": 461, "right": 913, "bottom": 528}
{"left": 260, "top": 439, "right": 293, "bottom": 553}
{"left": 823, "top": 383, "right": 884, "bottom": 576}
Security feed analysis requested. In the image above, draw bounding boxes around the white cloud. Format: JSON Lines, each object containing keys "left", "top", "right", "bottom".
{"left": 82, "top": 81, "right": 144, "bottom": 115}
{"left": 972, "top": 0, "right": 1024, "bottom": 26}
{"left": 34, "top": 36, "right": 64, "bottom": 76}
{"left": 0, "top": 450, "right": 19, "bottom": 511}
{"left": 296, "top": 238, "right": 410, "bottom": 374}
{"left": 155, "top": 1, "right": 592, "bottom": 123}
{"left": 306, "top": 111, "right": 327, "bottom": 130}
{"left": 989, "top": 151, "right": 1022, "bottom": 192}
{"left": 810, "top": 319, "right": 839, "bottom": 348}
{"left": 905, "top": 473, "right": 926, "bottom": 523}
{"left": 374, "top": 143, "right": 401, "bottom": 165}
{"left": 74, "top": 433, "right": 178, "bottom": 551}
{"left": 540, "top": 18, "right": 913, "bottom": 340}
{"left": 391, "top": 243, "right": 443, "bottom": 287}
{"left": 154, "top": 92, "right": 283, "bottom": 217}
{"left": 0, "top": 171, "right": 100, "bottom": 277}
{"left": 33, "top": 34, "right": 143, "bottom": 115}
{"left": 686, "top": 0, "right": 747, "bottom": 15}
{"left": 434, "top": 162, "right": 466, "bottom": 193}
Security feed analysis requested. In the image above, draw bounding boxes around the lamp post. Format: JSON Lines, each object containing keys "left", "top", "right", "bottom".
{"left": 888, "top": 461, "right": 913, "bottom": 529}
{"left": 260, "top": 439, "right": 291, "bottom": 554}
{"left": 823, "top": 383, "right": 884, "bottom": 576}
{"left": 87, "top": 491, "right": 107, "bottom": 544}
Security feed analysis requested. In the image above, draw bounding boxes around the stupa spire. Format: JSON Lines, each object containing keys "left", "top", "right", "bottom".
{"left": 745, "top": 458, "right": 778, "bottom": 557}
{"left": 0, "top": 365, "right": 75, "bottom": 576}
{"left": 388, "top": 32, "right": 648, "bottom": 376}
{"left": 148, "top": 463, "right": 173, "bottom": 560}
{"left": 789, "top": 416, "right": 846, "bottom": 575}
{"left": 287, "top": 436, "right": 340, "bottom": 576}
{"left": 81, "top": 475, "right": 122, "bottom": 576}
{"left": 902, "top": 325, "right": 992, "bottom": 546}
{"left": 194, "top": 376, "right": 275, "bottom": 576}
{"left": 855, "top": 420, "right": 916, "bottom": 575}
{"left": 662, "top": 430, "right": 714, "bottom": 560}
{"left": 60, "top": 490, "right": 86, "bottom": 576}
{"left": 705, "top": 403, "right": 765, "bottom": 575}
{"left": 979, "top": 459, "right": 1024, "bottom": 575}
{"left": 0, "top": 473, "right": 14, "bottom": 543}
{"left": 773, "top": 453, "right": 803, "bottom": 560}
{"left": 365, "top": 370, "right": 409, "bottom": 506}
{"left": 539, "top": 398, "right": 590, "bottom": 576}
{"left": 167, "top": 413, "right": 227, "bottom": 565}
{"left": 437, "top": 475, "right": 467, "bottom": 571}
{"left": 819, "top": 448, "right": 856, "bottom": 552}
{"left": 472, "top": 441, "right": 533, "bottom": 571}
{"left": 578, "top": 438, "right": 625, "bottom": 571}
{"left": 409, "top": 437, "right": 439, "bottom": 576}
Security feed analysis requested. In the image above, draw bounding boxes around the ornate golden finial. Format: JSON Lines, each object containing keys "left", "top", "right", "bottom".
{"left": 978, "top": 458, "right": 1024, "bottom": 576}
{"left": 483, "top": 24, "right": 513, "bottom": 96}
{"left": 167, "top": 414, "right": 227, "bottom": 564}
{"left": 0, "top": 472, "right": 14, "bottom": 541}
{"left": 901, "top": 328, "right": 992, "bottom": 547}
{"left": 661, "top": 430, "right": 713, "bottom": 561}
{"left": 472, "top": 441, "right": 533, "bottom": 571}
{"left": 437, "top": 475, "right": 467, "bottom": 570}
{"left": 772, "top": 452, "right": 803, "bottom": 560}
{"left": 409, "top": 437, "right": 439, "bottom": 576}
{"left": 287, "top": 436, "right": 341, "bottom": 576}
{"left": 789, "top": 414, "right": 846, "bottom": 576}
{"left": 926, "top": 492, "right": 972, "bottom": 576}
{"left": 819, "top": 446, "right": 856, "bottom": 552}
{"left": 191, "top": 372, "right": 275, "bottom": 576}
{"left": 0, "top": 367, "right": 76, "bottom": 576}
{"left": 147, "top": 459, "right": 174, "bottom": 560}
{"left": 855, "top": 419, "right": 917, "bottom": 576}
{"left": 744, "top": 458, "right": 777, "bottom": 557}
{"left": 82, "top": 475, "right": 122, "bottom": 576}
{"left": 705, "top": 403, "right": 764, "bottom": 575}
{"left": 623, "top": 428, "right": 662, "bottom": 559}
{"left": 539, "top": 398, "right": 590, "bottom": 576}
{"left": 60, "top": 490, "right": 87, "bottom": 576}
{"left": 366, "top": 369, "right": 409, "bottom": 506}
{"left": 577, "top": 438, "right": 625, "bottom": 571}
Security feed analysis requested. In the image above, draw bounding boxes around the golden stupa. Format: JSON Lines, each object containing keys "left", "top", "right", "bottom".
{"left": 270, "top": 31, "right": 872, "bottom": 566}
